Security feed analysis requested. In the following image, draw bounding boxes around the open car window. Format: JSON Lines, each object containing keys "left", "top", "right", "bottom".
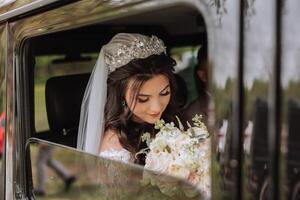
{"left": 27, "top": 138, "right": 204, "bottom": 199}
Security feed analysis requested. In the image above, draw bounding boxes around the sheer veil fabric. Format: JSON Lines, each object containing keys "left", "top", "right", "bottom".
{"left": 77, "top": 49, "right": 108, "bottom": 154}
{"left": 77, "top": 33, "right": 166, "bottom": 154}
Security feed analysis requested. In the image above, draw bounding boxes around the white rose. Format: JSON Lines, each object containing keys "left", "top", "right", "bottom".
{"left": 145, "top": 152, "right": 173, "bottom": 173}
{"left": 167, "top": 164, "right": 190, "bottom": 180}
{"left": 149, "top": 138, "right": 167, "bottom": 152}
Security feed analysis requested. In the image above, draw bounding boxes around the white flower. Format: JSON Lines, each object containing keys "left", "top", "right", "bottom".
{"left": 149, "top": 137, "right": 168, "bottom": 153}
{"left": 181, "top": 155, "right": 199, "bottom": 170}
{"left": 145, "top": 151, "right": 173, "bottom": 173}
{"left": 141, "top": 114, "right": 211, "bottom": 199}
{"left": 187, "top": 172, "right": 201, "bottom": 185}
{"left": 167, "top": 164, "right": 190, "bottom": 180}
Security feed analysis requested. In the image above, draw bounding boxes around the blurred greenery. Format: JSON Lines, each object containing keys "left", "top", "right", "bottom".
{"left": 171, "top": 45, "right": 199, "bottom": 105}
{"left": 35, "top": 84, "right": 48, "bottom": 131}
{"left": 211, "top": 78, "right": 235, "bottom": 127}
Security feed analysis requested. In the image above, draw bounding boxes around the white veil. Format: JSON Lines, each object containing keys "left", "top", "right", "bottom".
{"left": 77, "top": 48, "right": 108, "bottom": 154}
{"left": 77, "top": 33, "right": 166, "bottom": 155}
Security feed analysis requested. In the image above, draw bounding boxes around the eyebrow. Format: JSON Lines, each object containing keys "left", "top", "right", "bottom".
{"left": 138, "top": 84, "right": 170, "bottom": 97}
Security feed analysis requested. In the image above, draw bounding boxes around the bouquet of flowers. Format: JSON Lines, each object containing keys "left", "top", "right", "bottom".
{"left": 138, "top": 114, "right": 211, "bottom": 199}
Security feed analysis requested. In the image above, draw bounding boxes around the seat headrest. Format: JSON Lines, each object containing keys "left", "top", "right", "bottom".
{"left": 45, "top": 73, "right": 90, "bottom": 134}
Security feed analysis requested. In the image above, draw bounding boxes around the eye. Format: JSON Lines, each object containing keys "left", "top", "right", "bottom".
{"left": 137, "top": 97, "right": 149, "bottom": 103}
{"left": 160, "top": 90, "right": 170, "bottom": 96}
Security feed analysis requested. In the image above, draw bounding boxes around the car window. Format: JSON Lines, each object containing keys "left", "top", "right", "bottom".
{"left": 28, "top": 138, "right": 203, "bottom": 199}
{"left": 242, "top": 0, "right": 276, "bottom": 199}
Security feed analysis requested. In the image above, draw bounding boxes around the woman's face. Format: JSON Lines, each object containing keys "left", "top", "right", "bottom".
{"left": 125, "top": 74, "right": 171, "bottom": 124}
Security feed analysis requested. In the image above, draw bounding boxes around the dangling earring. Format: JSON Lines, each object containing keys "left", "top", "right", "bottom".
{"left": 122, "top": 100, "right": 126, "bottom": 108}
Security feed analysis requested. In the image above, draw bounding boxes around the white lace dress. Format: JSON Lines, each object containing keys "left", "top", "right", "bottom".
{"left": 99, "top": 148, "right": 134, "bottom": 163}
{"left": 98, "top": 149, "right": 140, "bottom": 199}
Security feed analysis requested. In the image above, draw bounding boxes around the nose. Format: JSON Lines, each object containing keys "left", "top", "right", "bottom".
{"left": 149, "top": 99, "right": 163, "bottom": 114}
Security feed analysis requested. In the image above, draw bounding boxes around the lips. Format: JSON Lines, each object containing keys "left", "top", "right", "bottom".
{"left": 149, "top": 113, "right": 160, "bottom": 118}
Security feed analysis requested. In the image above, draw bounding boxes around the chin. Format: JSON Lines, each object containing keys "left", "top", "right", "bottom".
{"left": 146, "top": 120, "right": 157, "bottom": 124}
{"left": 134, "top": 114, "right": 162, "bottom": 124}
{"left": 145, "top": 117, "right": 161, "bottom": 124}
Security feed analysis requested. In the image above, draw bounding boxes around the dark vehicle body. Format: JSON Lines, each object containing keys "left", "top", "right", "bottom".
{"left": 0, "top": 0, "right": 299, "bottom": 199}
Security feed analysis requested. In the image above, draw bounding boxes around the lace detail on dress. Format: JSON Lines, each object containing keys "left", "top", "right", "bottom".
{"left": 99, "top": 148, "right": 134, "bottom": 163}
{"left": 98, "top": 148, "right": 138, "bottom": 199}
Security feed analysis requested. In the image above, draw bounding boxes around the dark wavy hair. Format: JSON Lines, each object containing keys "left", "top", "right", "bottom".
{"left": 104, "top": 54, "right": 179, "bottom": 164}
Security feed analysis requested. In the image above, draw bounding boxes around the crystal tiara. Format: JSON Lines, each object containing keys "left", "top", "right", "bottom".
{"left": 104, "top": 35, "right": 166, "bottom": 73}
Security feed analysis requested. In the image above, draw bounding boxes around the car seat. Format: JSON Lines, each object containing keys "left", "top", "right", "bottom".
{"left": 45, "top": 73, "right": 90, "bottom": 147}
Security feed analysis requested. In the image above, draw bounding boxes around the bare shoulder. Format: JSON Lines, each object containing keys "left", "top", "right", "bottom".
{"left": 100, "top": 129, "right": 123, "bottom": 152}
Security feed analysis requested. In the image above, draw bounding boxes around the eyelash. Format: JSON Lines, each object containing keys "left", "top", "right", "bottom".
{"left": 160, "top": 91, "right": 170, "bottom": 96}
{"left": 137, "top": 98, "right": 148, "bottom": 103}
{"left": 137, "top": 91, "right": 170, "bottom": 103}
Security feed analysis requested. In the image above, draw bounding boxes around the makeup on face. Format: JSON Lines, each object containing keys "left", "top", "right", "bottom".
{"left": 125, "top": 74, "right": 171, "bottom": 124}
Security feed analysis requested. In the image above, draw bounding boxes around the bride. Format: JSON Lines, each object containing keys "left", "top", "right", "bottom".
{"left": 77, "top": 33, "right": 181, "bottom": 164}
{"left": 77, "top": 33, "right": 211, "bottom": 199}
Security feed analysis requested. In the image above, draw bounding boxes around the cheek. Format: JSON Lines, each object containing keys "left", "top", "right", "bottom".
{"left": 131, "top": 103, "right": 147, "bottom": 116}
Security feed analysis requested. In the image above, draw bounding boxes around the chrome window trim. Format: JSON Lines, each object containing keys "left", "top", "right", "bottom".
{"left": 0, "top": 0, "right": 61, "bottom": 23}
{"left": 5, "top": 20, "right": 14, "bottom": 200}
{"left": 10, "top": 0, "right": 214, "bottom": 40}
